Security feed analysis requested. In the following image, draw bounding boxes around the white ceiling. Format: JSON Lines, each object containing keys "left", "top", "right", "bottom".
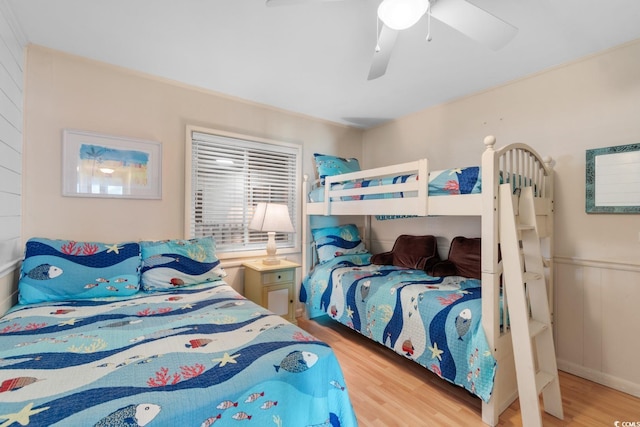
{"left": 7, "top": 0, "right": 640, "bottom": 128}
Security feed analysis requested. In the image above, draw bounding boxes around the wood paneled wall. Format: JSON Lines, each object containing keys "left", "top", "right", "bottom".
{"left": 555, "top": 257, "right": 640, "bottom": 398}
{"left": 0, "top": 2, "right": 26, "bottom": 313}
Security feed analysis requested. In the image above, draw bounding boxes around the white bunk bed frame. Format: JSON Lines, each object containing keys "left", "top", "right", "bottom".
{"left": 301, "top": 136, "right": 554, "bottom": 426}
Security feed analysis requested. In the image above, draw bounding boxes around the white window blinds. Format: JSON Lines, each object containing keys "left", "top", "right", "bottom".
{"left": 188, "top": 130, "right": 300, "bottom": 254}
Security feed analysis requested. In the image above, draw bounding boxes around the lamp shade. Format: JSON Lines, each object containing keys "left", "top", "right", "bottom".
{"left": 249, "top": 203, "right": 295, "bottom": 233}
{"left": 377, "top": 0, "right": 430, "bottom": 31}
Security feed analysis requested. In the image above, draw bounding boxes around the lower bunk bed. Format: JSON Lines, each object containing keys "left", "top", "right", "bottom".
{"left": 0, "top": 237, "right": 357, "bottom": 427}
{"left": 300, "top": 231, "right": 497, "bottom": 402}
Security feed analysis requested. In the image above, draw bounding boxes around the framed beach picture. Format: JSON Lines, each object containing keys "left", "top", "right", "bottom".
{"left": 62, "top": 129, "right": 162, "bottom": 199}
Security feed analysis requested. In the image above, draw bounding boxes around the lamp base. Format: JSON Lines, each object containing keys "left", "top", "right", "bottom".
{"left": 263, "top": 231, "right": 280, "bottom": 265}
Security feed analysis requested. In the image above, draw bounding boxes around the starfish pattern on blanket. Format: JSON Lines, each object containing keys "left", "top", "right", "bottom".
{"left": 58, "top": 318, "right": 81, "bottom": 326}
{"left": 212, "top": 352, "right": 240, "bottom": 367}
{"left": 0, "top": 402, "right": 49, "bottom": 427}
{"left": 429, "top": 342, "right": 444, "bottom": 361}
{"left": 105, "top": 244, "right": 122, "bottom": 254}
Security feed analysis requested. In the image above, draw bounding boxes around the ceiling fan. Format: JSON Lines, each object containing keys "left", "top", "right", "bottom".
{"left": 265, "top": 0, "right": 518, "bottom": 80}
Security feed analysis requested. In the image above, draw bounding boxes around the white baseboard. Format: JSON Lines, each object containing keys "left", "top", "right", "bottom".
{"left": 557, "top": 359, "right": 640, "bottom": 398}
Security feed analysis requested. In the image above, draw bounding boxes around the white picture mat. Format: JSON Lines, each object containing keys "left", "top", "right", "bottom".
{"left": 62, "top": 129, "right": 162, "bottom": 199}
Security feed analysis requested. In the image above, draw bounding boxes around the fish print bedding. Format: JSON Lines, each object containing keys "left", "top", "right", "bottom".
{"left": 307, "top": 167, "right": 482, "bottom": 203}
{"left": 300, "top": 254, "right": 497, "bottom": 402}
{"left": 0, "top": 282, "right": 357, "bottom": 427}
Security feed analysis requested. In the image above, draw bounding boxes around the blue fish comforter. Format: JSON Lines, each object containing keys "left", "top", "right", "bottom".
{"left": 308, "top": 167, "right": 482, "bottom": 221}
{"left": 0, "top": 282, "right": 357, "bottom": 427}
{"left": 308, "top": 167, "right": 482, "bottom": 203}
{"left": 301, "top": 254, "right": 497, "bottom": 402}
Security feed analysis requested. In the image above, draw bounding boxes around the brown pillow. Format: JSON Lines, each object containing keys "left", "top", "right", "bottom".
{"left": 446, "top": 236, "right": 481, "bottom": 279}
{"left": 371, "top": 235, "right": 440, "bottom": 271}
{"left": 428, "top": 260, "right": 458, "bottom": 277}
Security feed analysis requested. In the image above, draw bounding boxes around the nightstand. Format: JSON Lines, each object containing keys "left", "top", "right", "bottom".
{"left": 242, "top": 259, "right": 300, "bottom": 325}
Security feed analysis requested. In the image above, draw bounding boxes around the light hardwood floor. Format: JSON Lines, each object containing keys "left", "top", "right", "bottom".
{"left": 297, "top": 316, "right": 640, "bottom": 426}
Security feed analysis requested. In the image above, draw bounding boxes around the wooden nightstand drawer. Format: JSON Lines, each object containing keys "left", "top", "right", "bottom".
{"left": 262, "top": 270, "right": 294, "bottom": 285}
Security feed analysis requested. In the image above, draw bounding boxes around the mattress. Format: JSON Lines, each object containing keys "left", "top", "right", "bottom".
{"left": 0, "top": 282, "right": 357, "bottom": 426}
{"left": 300, "top": 253, "right": 497, "bottom": 402}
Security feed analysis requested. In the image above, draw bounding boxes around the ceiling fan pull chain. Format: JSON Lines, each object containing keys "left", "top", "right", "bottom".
{"left": 426, "top": 1, "right": 433, "bottom": 42}
{"left": 375, "top": 16, "right": 381, "bottom": 52}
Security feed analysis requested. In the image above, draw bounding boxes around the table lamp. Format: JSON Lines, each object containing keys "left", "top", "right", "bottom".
{"left": 249, "top": 203, "right": 295, "bottom": 265}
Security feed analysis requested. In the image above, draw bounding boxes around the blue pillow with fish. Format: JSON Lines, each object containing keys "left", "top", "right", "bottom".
{"left": 18, "top": 238, "right": 141, "bottom": 304}
{"left": 140, "top": 237, "right": 227, "bottom": 292}
{"left": 311, "top": 224, "right": 368, "bottom": 264}
{"left": 314, "top": 153, "right": 361, "bottom": 185}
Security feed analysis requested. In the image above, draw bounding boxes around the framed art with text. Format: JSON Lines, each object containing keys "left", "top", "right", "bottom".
{"left": 586, "top": 143, "right": 640, "bottom": 213}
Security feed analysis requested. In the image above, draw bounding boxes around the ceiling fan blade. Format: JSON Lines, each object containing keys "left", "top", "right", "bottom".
{"left": 368, "top": 25, "right": 399, "bottom": 80}
{"left": 429, "top": 0, "right": 518, "bottom": 50}
{"left": 266, "top": 0, "right": 343, "bottom": 6}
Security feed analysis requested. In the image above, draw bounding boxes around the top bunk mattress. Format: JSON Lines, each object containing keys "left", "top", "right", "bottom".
{"left": 308, "top": 167, "right": 481, "bottom": 203}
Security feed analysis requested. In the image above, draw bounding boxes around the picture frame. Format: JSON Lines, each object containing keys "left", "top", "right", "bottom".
{"left": 62, "top": 129, "right": 162, "bottom": 199}
{"left": 586, "top": 143, "right": 640, "bottom": 213}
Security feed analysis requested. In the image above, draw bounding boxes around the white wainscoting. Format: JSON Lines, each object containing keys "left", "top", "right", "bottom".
{"left": 555, "top": 257, "right": 640, "bottom": 398}
{"left": 0, "top": 265, "right": 19, "bottom": 315}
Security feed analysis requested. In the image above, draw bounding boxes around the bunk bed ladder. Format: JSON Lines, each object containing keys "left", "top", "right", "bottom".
{"left": 498, "top": 184, "right": 563, "bottom": 427}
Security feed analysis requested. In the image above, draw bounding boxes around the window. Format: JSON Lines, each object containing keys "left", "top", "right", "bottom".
{"left": 186, "top": 127, "right": 301, "bottom": 258}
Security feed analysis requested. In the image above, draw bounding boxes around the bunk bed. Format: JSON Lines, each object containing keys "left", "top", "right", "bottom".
{"left": 301, "top": 136, "right": 554, "bottom": 426}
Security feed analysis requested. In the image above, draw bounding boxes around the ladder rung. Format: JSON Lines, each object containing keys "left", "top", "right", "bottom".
{"left": 535, "top": 370, "right": 556, "bottom": 394}
{"left": 517, "top": 224, "right": 535, "bottom": 231}
{"left": 528, "top": 319, "right": 548, "bottom": 338}
{"left": 523, "top": 271, "right": 543, "bottom": 282}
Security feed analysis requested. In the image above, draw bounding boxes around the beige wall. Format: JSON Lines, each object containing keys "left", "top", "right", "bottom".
{"left": 23, "top": 45, "right": 362, "bottom": 242}
{"left": 22, "top": 45, "right": 363, "bottom": 293}
{"left": 25, "top": 40, "right": 640, "bottom": 267}
{"left": 362, "top": 39, "right": 640, "bottom": 265}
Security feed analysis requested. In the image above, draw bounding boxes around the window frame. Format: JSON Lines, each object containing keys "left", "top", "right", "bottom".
{"left": 184, "top": 125, "right": 301, "bottom": 260}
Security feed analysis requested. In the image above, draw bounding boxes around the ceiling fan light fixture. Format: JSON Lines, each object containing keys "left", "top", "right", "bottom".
{"left": 377, "top": 0, "right": 430, "bottom": 31}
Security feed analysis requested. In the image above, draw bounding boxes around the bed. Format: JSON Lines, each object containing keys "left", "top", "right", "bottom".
{"left": 0, "top": 237, "right": 357, "bottom": 427}
{"left": 300, "top": 248, "right": 497, "bottom": 402}
{"left": 302, "top": 136, "right": 554, "bottom": 426}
